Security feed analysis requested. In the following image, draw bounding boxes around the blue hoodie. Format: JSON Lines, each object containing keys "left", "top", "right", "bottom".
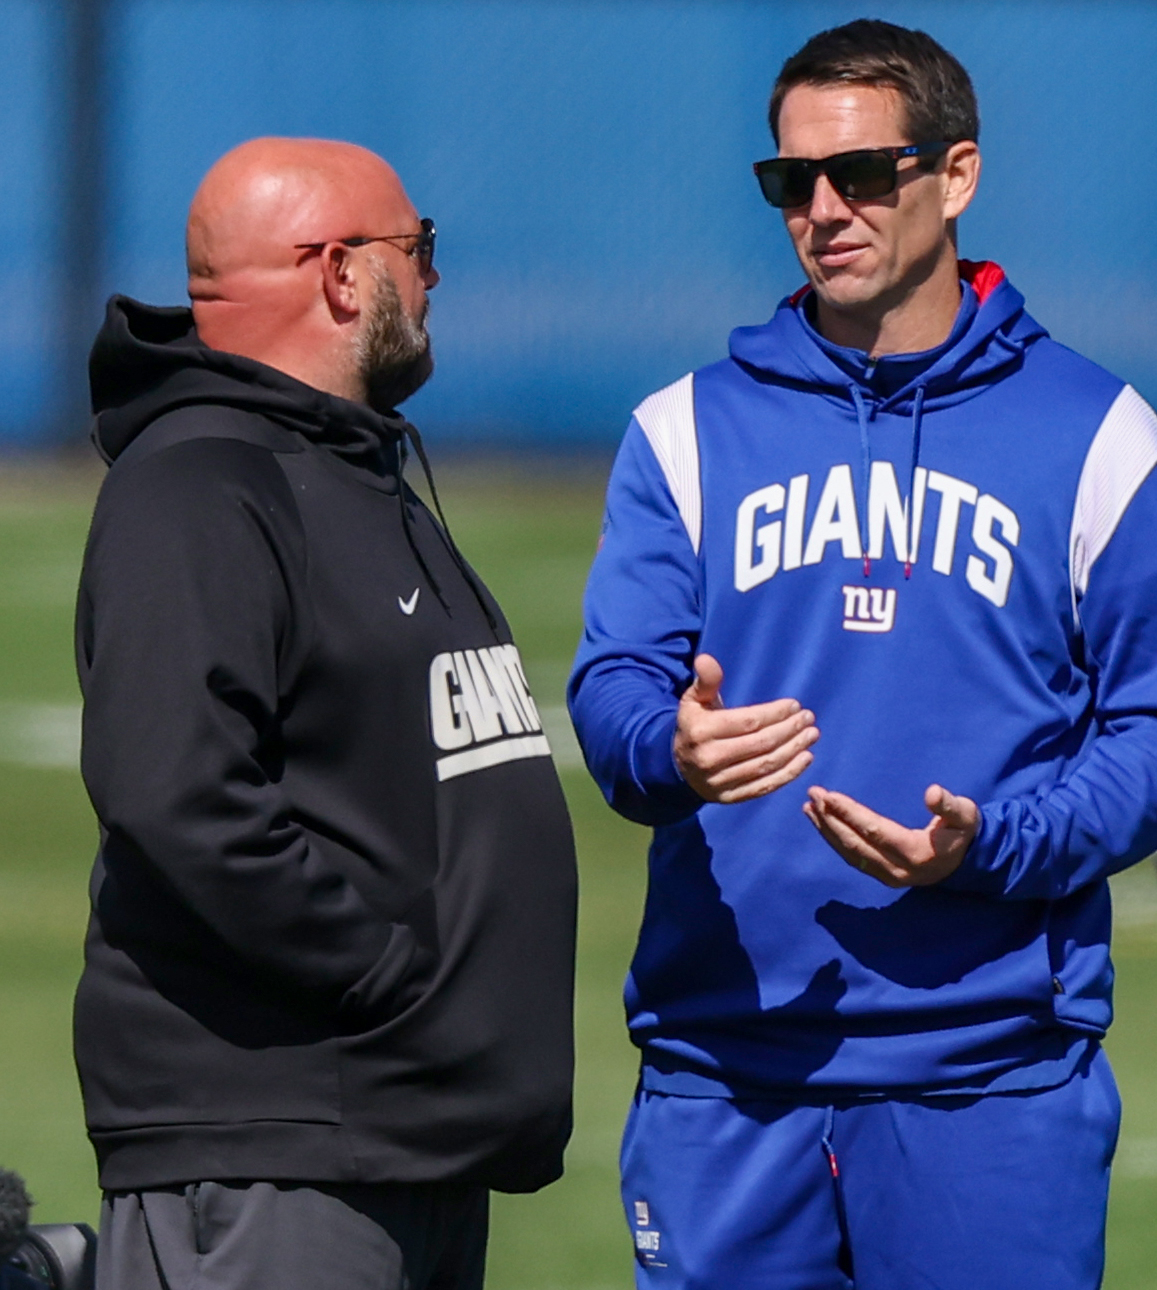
{"left": 569, "top": 263, "right": 1157, "bottom": 1096}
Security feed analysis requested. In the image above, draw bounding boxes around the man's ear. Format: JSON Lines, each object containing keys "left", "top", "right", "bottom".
{"left": 319, "top": 244, "right": 361, "bottom": 322}
{"left": 942, "top": 141, "right": 980, "bottom": 222}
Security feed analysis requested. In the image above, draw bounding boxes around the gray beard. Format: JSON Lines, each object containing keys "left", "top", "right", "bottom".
{"left": 356, "top": 259, "right": 434, "bottom": 412}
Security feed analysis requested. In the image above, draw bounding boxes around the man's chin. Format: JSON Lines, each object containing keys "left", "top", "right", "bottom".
{"left": 809, "top": 262, "right": 879, "bottom": 305}
{"left": 366, "top": 349, "right": 435, "bottom": 413}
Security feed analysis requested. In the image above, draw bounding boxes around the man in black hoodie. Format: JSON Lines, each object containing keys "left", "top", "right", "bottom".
{"left": 76, "top": 137, "right": 578, "bottom": 1290}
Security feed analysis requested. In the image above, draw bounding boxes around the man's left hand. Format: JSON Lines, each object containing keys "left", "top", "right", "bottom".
{"left": 803, "top": 784, "right": 979, "bottom": 887}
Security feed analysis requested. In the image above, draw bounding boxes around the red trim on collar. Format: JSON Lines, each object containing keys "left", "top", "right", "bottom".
{"left": 959, "top": 259, "right": 1005, "bottom": 305}
{"left": 789, "top": 283, "right": 811, "bottom": 306}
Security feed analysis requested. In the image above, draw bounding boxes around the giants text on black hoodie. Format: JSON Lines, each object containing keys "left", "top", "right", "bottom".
{"left": 74, "top": 297, "right": 578, "bottom": 1193}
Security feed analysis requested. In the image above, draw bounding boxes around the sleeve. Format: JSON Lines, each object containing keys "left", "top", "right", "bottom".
{"left": 567, "top": 417, "right": 704, "bottom": 826}
{"left": 78, "top": 437, "right": 411, "bottom": 1017}
{"left": 946, "top": 388, "right": 1157, "bottom": 900}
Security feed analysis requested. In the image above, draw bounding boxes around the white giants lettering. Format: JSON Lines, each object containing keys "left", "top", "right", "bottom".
{"left": 427, "top": 644, "right": 550, "bottom": 780}
{"left": 802, "top": 464, "right": 861, "bottom": 565}
{"left": 733, "top": 462, "right": 1019, "bottom": 608}
{"left": 966, "top": 494, "right": 1020, "bottom": 608}
{"left": 734, "top": 483, "right": 784, "bottom": 592}
{"left": 926, "top": 471, "right": 979, "bottom": 575}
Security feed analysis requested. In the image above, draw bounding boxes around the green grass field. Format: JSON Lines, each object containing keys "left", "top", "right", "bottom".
{"left": 0, "top": 456, "right": 1154, "bottom": 1288}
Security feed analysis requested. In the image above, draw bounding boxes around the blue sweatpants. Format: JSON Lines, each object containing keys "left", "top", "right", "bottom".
{"left": 621, "top": 1046, "right": 1119, "bottom": 1290}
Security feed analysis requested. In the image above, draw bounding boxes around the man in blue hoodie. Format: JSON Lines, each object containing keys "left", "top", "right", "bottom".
{"left": 569, "top": 18, "right": 1157, "bottom": 1290}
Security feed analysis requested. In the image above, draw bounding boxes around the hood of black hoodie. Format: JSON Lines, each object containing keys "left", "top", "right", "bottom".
{"left": 727, "top": 261, "right": 1050, "bottom": 415}
{"left": 89, "top": 295, "right": 411, "bottom": 468}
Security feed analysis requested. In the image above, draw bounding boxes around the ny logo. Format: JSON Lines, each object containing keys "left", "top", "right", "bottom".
{"left": 841, "top": 585, "right": 897, "bottom": 633}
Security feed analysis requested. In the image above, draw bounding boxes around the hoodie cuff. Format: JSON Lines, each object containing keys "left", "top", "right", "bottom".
{"left": 630, "top": 706, "right": 703, "bottom": 822}
{"left": 939, "top": 804, "right": 1007, "bottom": 896}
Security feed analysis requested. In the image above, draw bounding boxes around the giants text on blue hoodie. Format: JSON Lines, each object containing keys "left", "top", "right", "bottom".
{"left": 569, "top": 262, "right": 1157, "bottom": 1096}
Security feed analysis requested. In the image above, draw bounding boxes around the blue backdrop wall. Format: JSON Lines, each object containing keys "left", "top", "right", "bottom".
{"left": 2, "top": 0, "right": 1155, "bottom": 446}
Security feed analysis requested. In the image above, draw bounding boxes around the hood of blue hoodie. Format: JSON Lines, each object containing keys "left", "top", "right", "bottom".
{"left": 728, "top": 261, "right": 1048, "bottom": 414}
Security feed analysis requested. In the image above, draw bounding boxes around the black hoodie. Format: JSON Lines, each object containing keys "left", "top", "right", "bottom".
{"left": 74, "top": 297, "right": 577, "bottom": 1193}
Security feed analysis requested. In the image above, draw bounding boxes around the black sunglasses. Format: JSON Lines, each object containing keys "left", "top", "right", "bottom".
{"left": 753, "top": 143, "right": 949, "bottom": 209}
{"left": 295, "top": 217, "right": 437, "bottom": 273}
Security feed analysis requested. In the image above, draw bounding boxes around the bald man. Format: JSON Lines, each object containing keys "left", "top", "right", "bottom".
{"left": 75, "top": 138, "right": 577, "bottom": 1290}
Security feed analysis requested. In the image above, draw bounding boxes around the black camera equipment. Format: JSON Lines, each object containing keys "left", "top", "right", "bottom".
{"left": 0, "top": 1170, "right": 95, "bottom": 1290}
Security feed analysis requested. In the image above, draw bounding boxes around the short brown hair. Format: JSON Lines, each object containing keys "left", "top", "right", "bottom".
{"left": 768, "top": 19, "right": 979, "bottom": 149}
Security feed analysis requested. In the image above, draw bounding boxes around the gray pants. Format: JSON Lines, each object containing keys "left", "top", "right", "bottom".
{"left": 96, "top": 1179, "right": 488, "bottom": 1290}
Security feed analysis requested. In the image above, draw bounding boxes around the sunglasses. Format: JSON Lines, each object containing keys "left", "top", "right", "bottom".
{"left": 752, "top": 143, "right": 948, "bottom": 209}
{"left": 295, "top": 217, "right": 437, "bottom": 274}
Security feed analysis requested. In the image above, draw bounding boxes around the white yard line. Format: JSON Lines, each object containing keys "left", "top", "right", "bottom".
{"left": 0, "top": 700, "right": 588, "bottom": 775}
{"left": 540, "top": 704, "right": 584, "bottom": 770}
{"left": 0, "top": 701, "right": 81, "bottom": 768}
{"left": 1110, "top": 862, "right": 1157, "bottom": 929}
{"left": 1115, "top": 1136, "right": 1157, "bottom": 1178}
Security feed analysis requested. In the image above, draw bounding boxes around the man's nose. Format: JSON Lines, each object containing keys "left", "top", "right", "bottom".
{"left": 424, "top": 265, "right": 440, "bottom": 290}
{"left": 808, "top": 172, "right": 853, "bottom": 224}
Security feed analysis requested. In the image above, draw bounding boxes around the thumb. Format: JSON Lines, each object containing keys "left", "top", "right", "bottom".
{"left": 925, "top": 784, "right": 976, "bottom": 828}
{"left": 687, "top": 653, "right": 724, "bottom": 709}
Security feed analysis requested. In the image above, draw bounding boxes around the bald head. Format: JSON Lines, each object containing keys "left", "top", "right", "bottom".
{"left": 187, "top": 137, "right": 413, "bottom": 285}
{"left": 186, "top": 137, "right": 437, "bottom": 406}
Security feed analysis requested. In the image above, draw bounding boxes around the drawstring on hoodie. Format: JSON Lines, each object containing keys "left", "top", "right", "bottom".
{"left": 849, "top": 385, "right": 873, "bottom": 577}
{"left": 904, "top": 385, "right": 926, "bottom": 579}
{"left": 849, "top": 380, "right": 927, "bottom": 580}
{"left": 397, "top": 420, "right": 500, "bottom": 634}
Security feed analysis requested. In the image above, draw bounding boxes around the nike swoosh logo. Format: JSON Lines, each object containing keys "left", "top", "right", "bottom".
{"left": 398, "top": 588, "right": 420, "bottom": 616}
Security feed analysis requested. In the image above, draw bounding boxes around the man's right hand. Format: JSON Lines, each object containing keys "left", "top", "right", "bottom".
{"left": 674, "top": 653, "right": 819, "bottom": 804}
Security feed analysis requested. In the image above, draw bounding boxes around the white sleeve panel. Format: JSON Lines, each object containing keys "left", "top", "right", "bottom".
{"left": 1070, "top": 384, "right": 1157, "bottom": 618}
{"left": 633, "top": 373, "right": 702, "bottom": 554}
